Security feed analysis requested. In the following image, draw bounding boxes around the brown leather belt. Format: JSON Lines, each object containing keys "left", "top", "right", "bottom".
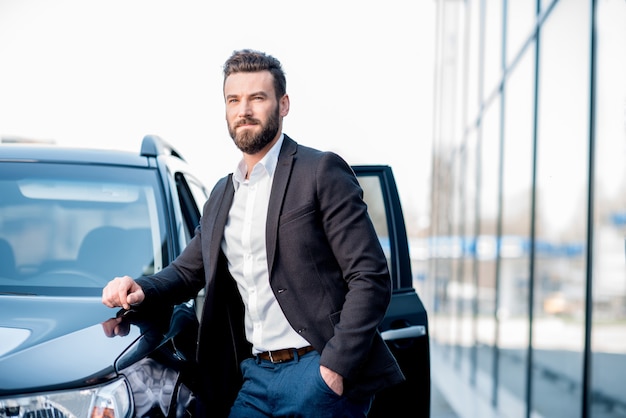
{"left": 255, "top": 346, "right": 315, "bottom": 363}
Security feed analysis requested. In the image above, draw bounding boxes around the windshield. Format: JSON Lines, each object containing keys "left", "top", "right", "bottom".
{"left": 0, "top": 162, "right": 167, "bottom": 295}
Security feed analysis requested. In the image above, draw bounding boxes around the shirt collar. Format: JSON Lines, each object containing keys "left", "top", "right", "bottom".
{"left": 232, "top": 134, "right": 284, "bottom": 188}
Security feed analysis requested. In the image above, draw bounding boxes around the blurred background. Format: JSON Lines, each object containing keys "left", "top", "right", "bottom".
{"left": 0, "top": 0, "right": 435, "bottom": 238}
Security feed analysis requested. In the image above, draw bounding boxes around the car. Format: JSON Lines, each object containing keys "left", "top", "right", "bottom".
{"left": 0, "top": 135, "right": 430, "bottom": 417}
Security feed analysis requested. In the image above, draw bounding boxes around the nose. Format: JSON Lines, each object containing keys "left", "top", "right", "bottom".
{"left": 238, "top": 99, "right": 253, "bottom": 118}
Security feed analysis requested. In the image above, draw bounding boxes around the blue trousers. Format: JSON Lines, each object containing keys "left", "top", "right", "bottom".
{"left": 228, "top": 350, "right": 373, "bottom": 417}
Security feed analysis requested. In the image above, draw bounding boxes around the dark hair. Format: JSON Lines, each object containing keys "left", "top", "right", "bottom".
{"left": 223, "top": 49, "right": 287, "bottom": 99}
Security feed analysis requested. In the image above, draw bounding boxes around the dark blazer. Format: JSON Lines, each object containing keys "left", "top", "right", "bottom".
{"left": 137, "top": 136, "right": 405, "bottom": 415}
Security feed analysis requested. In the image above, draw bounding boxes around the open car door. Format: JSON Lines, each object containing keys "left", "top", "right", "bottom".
{"left": 352, "top": 165, "right": 431, "bottom": 417}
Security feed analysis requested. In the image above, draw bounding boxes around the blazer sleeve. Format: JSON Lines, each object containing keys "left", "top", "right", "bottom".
{"left": 135, "top": 227, "right": 206, "bottom": 308}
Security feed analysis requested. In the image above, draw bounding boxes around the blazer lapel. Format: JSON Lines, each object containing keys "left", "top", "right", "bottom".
{"left": 266, "top": 136, "right": 297, "bottom": 277}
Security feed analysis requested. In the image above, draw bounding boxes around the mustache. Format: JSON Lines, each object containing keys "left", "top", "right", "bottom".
{"left": 235, "top": 118, "right": 260, "bottom": 128}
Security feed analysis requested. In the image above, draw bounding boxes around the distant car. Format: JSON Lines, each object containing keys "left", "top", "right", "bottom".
{"left": 0, "top": 136, "right": 430, "bottom": 417}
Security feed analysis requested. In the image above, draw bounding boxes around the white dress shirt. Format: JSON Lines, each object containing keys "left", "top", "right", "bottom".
{"left": 222, "top": 134, "right": 310, "bottom": 354}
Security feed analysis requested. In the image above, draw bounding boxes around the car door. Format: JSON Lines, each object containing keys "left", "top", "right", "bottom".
{"left": 352, "top": 165, "right": 431, "bottom": 417}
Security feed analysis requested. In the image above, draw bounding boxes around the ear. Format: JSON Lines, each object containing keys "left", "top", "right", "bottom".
{"left": 279, "top": 94, "right": 290, "bottom": 117}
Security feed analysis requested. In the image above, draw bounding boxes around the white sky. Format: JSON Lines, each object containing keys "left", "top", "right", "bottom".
{"left": 0, "top": 0, "right": 436, "bottom": 231}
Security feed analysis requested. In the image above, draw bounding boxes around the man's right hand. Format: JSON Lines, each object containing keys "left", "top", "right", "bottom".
{"left": 102, "top": 275, "right": 145, "bottom": 310}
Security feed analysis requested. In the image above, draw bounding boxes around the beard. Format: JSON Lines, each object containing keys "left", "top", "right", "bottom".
{"left": 228, "top": 106, "right": 280, "bottom": 155}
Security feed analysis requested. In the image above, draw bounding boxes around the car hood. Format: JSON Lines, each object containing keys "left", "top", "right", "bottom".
{"left": 0, "top": 293, "right": 163, "bottom": 395}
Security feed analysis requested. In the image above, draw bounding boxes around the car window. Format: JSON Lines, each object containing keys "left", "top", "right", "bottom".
{"left": 354, "top": 165, "right": 414, "bottom": 290}
{"left": 174, "top": 172, "right": 208, "bottom": 242}
{"left": 356, "top": 174, "right": 392, "bottom": 264}
{"left": 0, "top": 162, "right": 168, "bottom": 293}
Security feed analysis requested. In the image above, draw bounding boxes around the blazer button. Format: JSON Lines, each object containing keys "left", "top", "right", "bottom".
{"left": 277, "top": 288, "right": 286, "bottom": 293}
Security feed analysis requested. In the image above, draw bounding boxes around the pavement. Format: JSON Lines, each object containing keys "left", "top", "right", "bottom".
{"left": 431, "top": 381, "right": 460, "bottom": 418}
{"left": 429, "top": 345, "right": 506, "bottom": 418}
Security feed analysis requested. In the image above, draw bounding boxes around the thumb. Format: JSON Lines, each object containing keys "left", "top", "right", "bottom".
{"left": 127, "top": 292, "right": 139, "bottom": 306}
{"left": 126, "top": 288, "right": 144, "bottom": 306}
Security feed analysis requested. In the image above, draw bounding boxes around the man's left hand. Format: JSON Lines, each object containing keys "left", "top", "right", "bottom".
{"left": 320, "top": 365, "right": 344, "bottom": 396}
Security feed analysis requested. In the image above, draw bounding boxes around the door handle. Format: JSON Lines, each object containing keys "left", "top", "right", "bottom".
{"left": 381, "top": 325, "right": 426, "bottom": 341}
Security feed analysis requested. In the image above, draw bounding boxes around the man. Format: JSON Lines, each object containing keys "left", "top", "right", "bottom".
{"left": 102, "top": 49, "right": 405, "bottom": 417}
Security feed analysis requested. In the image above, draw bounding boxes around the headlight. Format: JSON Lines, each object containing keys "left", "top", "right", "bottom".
{"left": 0, "top": 378, "right": 132, "bottom": 418}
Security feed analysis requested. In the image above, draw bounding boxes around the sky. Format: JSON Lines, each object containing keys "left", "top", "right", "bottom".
{"left": 0, "top": 0, "right": 437, "bottom": 233}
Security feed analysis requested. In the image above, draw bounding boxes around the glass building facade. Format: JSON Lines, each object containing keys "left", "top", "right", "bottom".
{"left": 425, "top": 0, "right": 626, "bottom": 417}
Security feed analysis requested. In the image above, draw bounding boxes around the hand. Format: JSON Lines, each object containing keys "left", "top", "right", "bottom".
{"left": 102, "top": 275, "right": 145, "bottom": 310}
{"left": 320, "top": 365, "right": 343, "bottom": 396}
